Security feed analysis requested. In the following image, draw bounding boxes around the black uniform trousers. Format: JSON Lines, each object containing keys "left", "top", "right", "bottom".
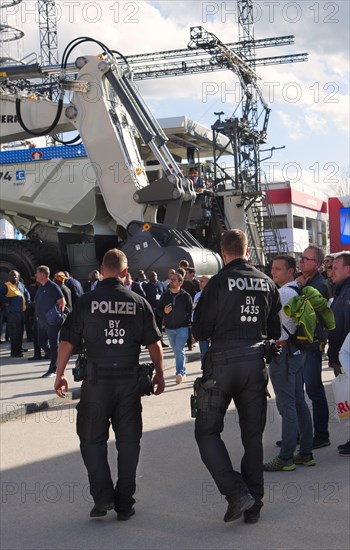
{"left": 7, "top": 311, "right": 24, "bottom": 356}
{"left": 195, "top": 345, "right": 267, "bottom": 507}
{"left": 76, "top": 377, "right": 142, "bottom": 512}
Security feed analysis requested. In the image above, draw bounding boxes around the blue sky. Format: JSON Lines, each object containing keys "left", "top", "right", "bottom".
{"left": 2, "top": 0, "right": 349, "bottom": 195}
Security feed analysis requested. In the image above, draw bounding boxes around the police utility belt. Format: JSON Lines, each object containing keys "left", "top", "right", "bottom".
{"left": 72, "top": 352, "right": 154, "bottom": 396}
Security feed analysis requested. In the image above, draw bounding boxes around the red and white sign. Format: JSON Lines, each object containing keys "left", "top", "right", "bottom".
{"left": 31, "top": 151, "right": 43, "bottom": 161}
{"left": 265, "top": 188, "right": 327, "bottom": 213}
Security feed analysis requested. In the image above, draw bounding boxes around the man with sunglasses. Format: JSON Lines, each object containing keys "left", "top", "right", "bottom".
{"left": 296, "top": 245, "right": 330, "bottom": 449}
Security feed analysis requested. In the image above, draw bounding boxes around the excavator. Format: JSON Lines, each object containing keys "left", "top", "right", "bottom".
{"left": 0, "top": 38, "right": 246, "bottom": 283}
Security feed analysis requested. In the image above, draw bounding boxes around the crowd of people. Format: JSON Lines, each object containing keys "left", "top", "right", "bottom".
{"left": 0, "top": 235, "right": 349, "bottom": 524}
{"left": 0, "top": 269, "right": 85, "bottom": 376}
{"left": 0, "top": 262, "right": 209, "bottom": 381}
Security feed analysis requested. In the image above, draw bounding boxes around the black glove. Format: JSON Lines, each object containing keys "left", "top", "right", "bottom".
{"left": 331, "top": 363, "right": 342, "bottom": 377}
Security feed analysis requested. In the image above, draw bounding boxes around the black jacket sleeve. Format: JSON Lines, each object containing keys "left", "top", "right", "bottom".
{"left": 157, "top": 292, "right": 169, "bottom": 318}
{"left": 328, "top": 283, "right": 350, "bottom": 364}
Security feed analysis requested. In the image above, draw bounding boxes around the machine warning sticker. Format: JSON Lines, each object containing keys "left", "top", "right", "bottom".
{"left": 16, "top": 170, "right": 25, "bottom": 183}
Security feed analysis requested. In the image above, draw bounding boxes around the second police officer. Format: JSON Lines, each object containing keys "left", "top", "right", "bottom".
{"left": 55, "top": 249, "right": 165, "bottom": 521}
{"left": 192, "top": 230, "right": 282, "bottom": 525}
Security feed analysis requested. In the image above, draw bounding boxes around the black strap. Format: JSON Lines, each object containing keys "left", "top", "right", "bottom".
{"left": 282, "top": 324, "right": 294, "bottom": 338}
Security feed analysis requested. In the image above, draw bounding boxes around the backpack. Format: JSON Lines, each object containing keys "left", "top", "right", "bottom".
{"left": 283, "top": 286, "right": 330, "bottom": 352}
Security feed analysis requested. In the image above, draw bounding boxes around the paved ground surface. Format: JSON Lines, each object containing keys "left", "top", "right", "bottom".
{"left": 0, "top": 339, "right": 349, "bottom": 550}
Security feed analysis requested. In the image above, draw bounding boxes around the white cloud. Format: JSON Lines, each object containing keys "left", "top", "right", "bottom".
{"left": 277, "top": 111, "right": 303, "bottom": 140}
{"left": 309, "top": 92, "right": 350, "bottom": 136}
{"left": 304, "top": 112, "right": 327, "bottom": 133}
{"left": 260, "top": 161, "right": 339, "bottom": 197}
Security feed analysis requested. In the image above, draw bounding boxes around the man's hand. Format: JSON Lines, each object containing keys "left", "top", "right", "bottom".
{"left": 147, "top": 341, "right": 164, "bottom": 395}
{"left": 55, "top": 340, "right": 74, "bottom": 397}
{"left": 295, "top": 274, "right": 308, "bottom": 287}
{"left": 54, "top": 375, "right": 69, "bottom": 398}
{"left": 152, "top": 373, "right": 165, "bottom": 395}
{"left": 329, "top": 362, "right": 342, "bottom": 377}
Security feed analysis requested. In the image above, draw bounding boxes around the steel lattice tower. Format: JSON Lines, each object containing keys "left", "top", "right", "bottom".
{"left": 38, "top": 0, "right": 58, "bottom": 67}
{"left": 38, "top": 0, "right": 58, "bottom": 144}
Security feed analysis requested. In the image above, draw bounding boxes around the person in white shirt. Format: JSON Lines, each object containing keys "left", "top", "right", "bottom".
{"left": 264, "top": 255, "right": 315, "bottom": 472}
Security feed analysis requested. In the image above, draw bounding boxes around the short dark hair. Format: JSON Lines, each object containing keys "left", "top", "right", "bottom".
{"left": 102, "top": 249, "right": 127, "bottom": 274}
{"left": 272, "top": 255, "right": 296, "bottom": 271}
{"left": 172, "top": 273, "right": 184, "bottom": 284}
{"left": 221, "top": 229, "right": 248, "bottom": 257}
{"left": 177, "top": 267, "right": 186, "bottom": 277}
{"left": 334, "top": 251, "right": 350, "bottom": 266}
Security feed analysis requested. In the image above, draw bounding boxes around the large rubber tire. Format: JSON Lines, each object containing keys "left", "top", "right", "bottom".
{"left": 24, "top": 241, "right": 63, "bottom": 276}
{"left": 0, "top": 240, "right": 62, "bottom": 285}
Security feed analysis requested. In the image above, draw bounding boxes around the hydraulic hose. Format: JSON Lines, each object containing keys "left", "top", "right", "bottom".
{"left": 53, "top": 133, "right": 82, "bottom": 145}
{"left": 15, "top": 96, "right": 64, "bottom": 137}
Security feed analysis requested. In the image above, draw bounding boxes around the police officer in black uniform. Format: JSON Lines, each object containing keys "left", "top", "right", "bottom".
{"left": 192, "top": 230, "right": 281, "bottom": 524}
{"left": 55, "top": 249, "right": 165, "bottom": 521}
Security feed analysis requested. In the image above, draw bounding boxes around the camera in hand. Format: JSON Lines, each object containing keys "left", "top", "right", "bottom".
{"left": 263, "top": 340, "right": 282, "bottom": 364}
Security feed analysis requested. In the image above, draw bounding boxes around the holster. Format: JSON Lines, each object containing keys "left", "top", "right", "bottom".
{"left": 190, "top": 377, "right": 224, "bottom": 418}
{"left": 138, "top": 363, "right": 155, "bottom": 396}
{"left": 72, "top": 352, "right": 87, "bottom": 381}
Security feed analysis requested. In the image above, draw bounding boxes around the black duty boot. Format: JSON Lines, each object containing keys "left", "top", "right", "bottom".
{"left": 116, "top": 508, "right": 135, "bottom": 521}
{"left": 90, "top": 502, "right": 115, "bottom": 518}
{"left": 224, "top": 493, "right": 254, "bottom": 523}
{"left": 244, "top": 503, "right": 262, "bottom": 524}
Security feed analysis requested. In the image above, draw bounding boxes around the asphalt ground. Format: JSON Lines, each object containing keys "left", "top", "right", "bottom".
{"left": 0, "top": 338, "right": 349, "bottom": 550}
